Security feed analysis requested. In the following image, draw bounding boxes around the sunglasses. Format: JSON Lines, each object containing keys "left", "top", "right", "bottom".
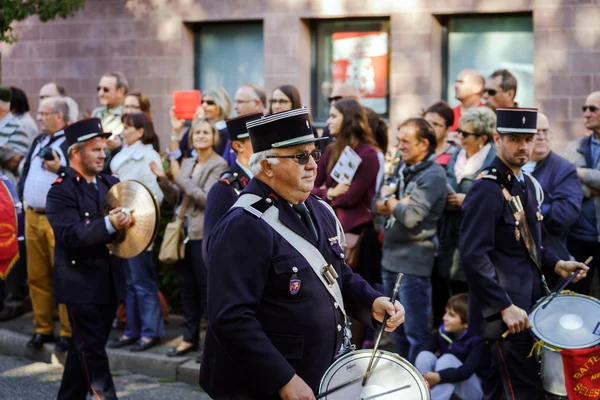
{"left": 328, "top": 96, "right": 343, "bottom": 103}
{"left": 202, "top": 100, "right": 216, "bottom": 106}
{"left": 97, "top": 86, "right": 111, "bottom": 93}
{"left": 456, "top": 129, "right": 483, "bottom": 138}
{"left": 483, "top": 88, "right": 498, "bottom": 96}
{"left": 266, "top": 150, "right": 322, "bottom": 165}
{"left": 582, "top": 105, "right": 599, "bottom": 113}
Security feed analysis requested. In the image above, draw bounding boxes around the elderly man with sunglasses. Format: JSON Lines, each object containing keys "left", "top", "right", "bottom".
{"left": 563, "top": 91, "right": 600, "bottom": 295}
{"left": 200, "top": 107, "right": 405, "bottom": 400}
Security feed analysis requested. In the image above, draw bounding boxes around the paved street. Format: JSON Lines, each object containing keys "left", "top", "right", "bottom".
{"left": 0, "top": 353, "right": 212, "bottom": 400}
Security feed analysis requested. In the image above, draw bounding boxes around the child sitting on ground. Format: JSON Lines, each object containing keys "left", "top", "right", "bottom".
{"left": 415, "top": 293, "right": 485, "bottom": 400}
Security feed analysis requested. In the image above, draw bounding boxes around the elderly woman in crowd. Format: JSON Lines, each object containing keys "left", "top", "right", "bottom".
{"left": 312, "top": 99, "right": 380, "bottom": 348}
{"left": 151, "top": 117, "right": 228, "bottom": 359}
{"left": 438, "top": 106, "right": 497, "bottom": 295}
{"left": 107, "top": 112, "right": 165, "bottom": 351}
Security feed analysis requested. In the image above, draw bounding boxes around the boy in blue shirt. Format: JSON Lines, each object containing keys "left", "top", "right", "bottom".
{"left": 415, "top": 293, "right": 485, "bottom": 400}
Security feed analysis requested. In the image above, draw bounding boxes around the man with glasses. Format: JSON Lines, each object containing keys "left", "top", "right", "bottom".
{"left": 91, "top": 72, "right": 128, "bottom": 138}
{"left": 523, "top": 113, "right": 582, "bottom": 289}
{"left": 563, "top": 91, "right": 600, "bottom": 295}
{"left": 483, "top": 69, "right": 518, "bottom": 111}
{"left": 233, "top": 84, "right": 266, "bottom": 116}
{"left": 17, "top": 96, "right": 72, "bottom": 351}
{"left": 39, "top": 82, "right": 79, "bottom": 124}
{"left": 201, "top": 107, "right": 405, "bottom": 400}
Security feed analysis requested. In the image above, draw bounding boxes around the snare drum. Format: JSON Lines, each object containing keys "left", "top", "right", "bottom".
{"left": 318, "top": 349, "right": 430, "bottom": 399}
{"left": 529, "top": 292, "right": 600, "bottom": 396}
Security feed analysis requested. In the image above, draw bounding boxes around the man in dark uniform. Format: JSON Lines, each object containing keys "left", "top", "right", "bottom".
{"left": 459, "top": 108, "right": 588, "bottom": 399}
{"left": 46, "top": 118, "right": 132, "bottom": 400}
{"left": 200, "top": 107, "right": 405, "bottom": 400}
{"left": 203, "top": 112, "right": 262, "bottom": 248}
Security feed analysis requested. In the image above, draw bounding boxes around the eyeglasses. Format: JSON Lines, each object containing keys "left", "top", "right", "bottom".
{"left": 234, "top": 99, "right": 254, "bottom": 105}
{"left": 202, "top": 100, "right": 216, "bottom": 106}
{"left": 36, "top": 111, "right": 57, "bottom": 118}
{"left": 536, "top": 128, "right": 551, "bottom": 137}
{"left": 266, "top": 150, "right": 322, "bottom": 165}
{"left": 456, "top": 129, "right": 483, "bottom": 138}
{"left": 582, "top": 105, "right": 599, "bottom": 113}
{"left": 97, "top": 86, "right": 111, "bottom": 93}
{"left": 483, "top": 88, "right": 498, "bottom": 96}
{"left": 328, "top": 96, "right": 343, "bottom": 103}
{"left": 269, "top": 99, "right": 291, "bottom": 105}
{"left": 123, "top": 104, "right": 141, "bottom": 110}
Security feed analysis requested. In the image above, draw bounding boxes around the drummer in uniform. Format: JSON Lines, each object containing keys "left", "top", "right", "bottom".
{"left": 200, "top": 107, "right": 405, "bottom": 400}
{"left": 459, "top": 108, "right": 588, "bottom": 399}
{"left": 46, "top": 118, "right": 132, "bottom": 400}
{"left": 203, "top": 112, "right": 262, "bottom": 250}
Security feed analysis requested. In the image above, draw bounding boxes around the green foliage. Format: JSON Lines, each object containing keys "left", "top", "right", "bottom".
{"left": 1, "top": 0, "right": 85, "bottom": 43}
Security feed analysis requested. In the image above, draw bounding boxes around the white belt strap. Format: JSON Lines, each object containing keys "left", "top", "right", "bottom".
{"left": 232, "top": 194, "right": 347, "bottom": 317}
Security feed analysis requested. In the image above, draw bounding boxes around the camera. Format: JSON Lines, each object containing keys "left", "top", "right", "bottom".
{"left": 39, "top": 147, "right": 55, "bottom": 161}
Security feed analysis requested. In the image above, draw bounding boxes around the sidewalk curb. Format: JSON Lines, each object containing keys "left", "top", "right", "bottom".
{"left": 0, "top": 328, "right": 200, "bottom": 386}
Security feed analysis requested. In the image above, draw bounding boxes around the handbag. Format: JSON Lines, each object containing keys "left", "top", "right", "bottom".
{"left": 343, "top": 232, "right": 363, "bottom": 269}
{"left": 158, "top": 197, "right": 189, "bottom": 264}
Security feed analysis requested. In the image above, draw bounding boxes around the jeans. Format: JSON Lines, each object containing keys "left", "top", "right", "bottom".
{"left": 381, "top": 270, "right": 431, "bottom": 363}
{"left": 415, "top": 351, "right": 483, "bottom": 400}
{"left": 124, "top": 251, "right": 165, "bottom": 339}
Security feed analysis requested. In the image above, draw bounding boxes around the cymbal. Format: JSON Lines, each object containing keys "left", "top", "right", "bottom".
{"left": 102, "top": 180, "right": 160, "bottom": 258}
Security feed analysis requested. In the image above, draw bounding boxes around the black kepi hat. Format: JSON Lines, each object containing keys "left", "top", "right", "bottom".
{"left": 496, "top": 108, "right": 537, "bottom": 134}
{"left": 64, "top": 118, "right": 111, "bottom": 147}
{"left": 226, "top": 112, "right": 263, "bottom": 141}
{"left": 246, "top": 107, "right": 324, "bottom": 153}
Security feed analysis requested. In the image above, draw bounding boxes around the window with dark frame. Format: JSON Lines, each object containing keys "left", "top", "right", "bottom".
{"left": 194, "top": 22, "right": 264, "bottom": 114}
{"left": 311, "top": 18, "right": 391, "bottom": 123}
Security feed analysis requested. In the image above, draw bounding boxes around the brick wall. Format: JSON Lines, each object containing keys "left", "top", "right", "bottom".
{"left": 1, "top": 0, "right": 599, "bottom": 146}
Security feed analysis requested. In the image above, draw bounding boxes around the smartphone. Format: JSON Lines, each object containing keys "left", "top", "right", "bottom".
{"left": 173, "top": 90, "right": 201, "bottom": 121}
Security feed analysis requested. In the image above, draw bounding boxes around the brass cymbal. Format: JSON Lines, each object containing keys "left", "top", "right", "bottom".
{"left": 102, "top": 180, "right": 160, "bottom": 258}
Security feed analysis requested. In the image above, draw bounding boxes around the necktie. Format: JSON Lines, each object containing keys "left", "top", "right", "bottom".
{"left": 91, "top": 181, "right": 98, "bottom": 191}
{"left": 292, "top": 203, "right": 319, "bottom": 243}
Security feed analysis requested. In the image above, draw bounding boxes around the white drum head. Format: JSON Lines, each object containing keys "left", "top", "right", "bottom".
{"left": 318, "top": 350, "right": 430, "bottom": 399}
{"left": 530, "top": 293, "right": 600, "bottom": 349}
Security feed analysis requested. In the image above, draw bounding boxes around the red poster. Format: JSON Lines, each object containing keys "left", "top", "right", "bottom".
{"left": 331, "top": 31, "right": 388, "bottom": 114}
{"left": 0, "top": 179, "right": 19, "bottom": 279}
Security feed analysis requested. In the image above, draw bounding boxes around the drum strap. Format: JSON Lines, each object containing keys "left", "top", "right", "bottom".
{"left": 232, "top": 194, "right": 347, "bottom": 319}
{"left": 501, "top": 187, "right": 551, "bottom": 295}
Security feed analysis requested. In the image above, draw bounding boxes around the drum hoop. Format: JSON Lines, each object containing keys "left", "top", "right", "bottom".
{"left": 530, "top": 291, "right": 600, "bottom": 349}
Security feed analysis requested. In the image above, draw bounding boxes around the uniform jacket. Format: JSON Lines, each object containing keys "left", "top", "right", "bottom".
{"left": 202, "top": 161, "right": 251, "bottom": 262}
{"left": 46, "top": 167, "right": 125, "bottom": 305}
{"left": 311, "top": 142, "right": 379, "bottom": 231}
{"left": 563, "top": 136, "right": 600, "bottom": 242}
{"left": 109, "top": 140, "right": 164, "bottom": 205}
{"left": 459, "top": 157, "right": 560, "bottom": 339}
{"left": 531, "top": 151, "right": 582, "bottom": 260}
{"left": 158, "top": 151, "right": 228, "bottom": 240}
{"left": 200, "top": 178, "right": 382, "bottom": 399}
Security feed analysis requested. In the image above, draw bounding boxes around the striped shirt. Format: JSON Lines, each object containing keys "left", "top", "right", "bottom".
{"left": 91, "top": 104, "right": 123, "bottom": 137}
{"left": 0, "top": 113, "right": 30, "bottom": 158}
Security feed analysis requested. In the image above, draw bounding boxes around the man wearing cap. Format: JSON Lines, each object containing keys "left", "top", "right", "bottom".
{"left": 0, "top": 86, "right": 29, "bottom": 165}
{"left": 459, "top": 108, "right": 588, "bottom": 399}
{"left": 201, "top": 107, "right": 405, "bottom": 400}
{"left": 46, "top": 118, "right": 131, "bottom": 400}
{"left": 203, "top": 112, "right": 262, "bottom": 253}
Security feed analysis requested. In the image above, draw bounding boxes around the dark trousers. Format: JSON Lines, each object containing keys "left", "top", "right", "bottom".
{"left": 484, "top": 334, "right": 544, "bottom": 400}
{"left": 0, "top": 240, "right": 28, "bottom": 309}
{"left": 177, "top": 239, "right": 207, "bottom": 344}
{"left": 431, "top": 258, "right": 450, "bottom": 328}
{"left": 57, "top": 299, "right": 118, "bottom": 400}
{"left": 566, "top": 236, "right": 599, "bottom": 295}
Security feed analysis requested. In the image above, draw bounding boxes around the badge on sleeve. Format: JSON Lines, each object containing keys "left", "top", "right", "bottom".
{"left": 289, "top": 266, "right": 301, "bottom": 295}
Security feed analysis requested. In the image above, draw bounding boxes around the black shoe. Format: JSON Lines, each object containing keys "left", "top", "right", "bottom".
{"left": 55, "top": 336, "right": 71, "bottom": 352}
{"left": 112, "top": 318, "right": 126, "bottom": 330}
{"left": 107, "top": 336, "right": 139, "bottom": 349}
{"left": 166, "top": 343, "right": 198, "bottom": 357}
{"left": 27, "top": 333, "right": 55, "bottom": 349}
{"left": 195, "top": 349, "right": 203, "bottom": 363}
{"left": 130, "top": 337, "right": 160, "bottom": 352}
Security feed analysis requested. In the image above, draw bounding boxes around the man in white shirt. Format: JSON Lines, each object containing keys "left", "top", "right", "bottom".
{"left": 19, "top": 96, "right": 72, "bottom": 351}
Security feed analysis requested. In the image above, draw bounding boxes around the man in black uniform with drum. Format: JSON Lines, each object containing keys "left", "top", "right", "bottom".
{"left": 203, "top": 112, "right": 262, "bottom": 250}
{"left": 201, "top": 108, "right": 405, "bottom": 400}
{"left": 46, "top": 118, "right": 132, "bottom": 400}
{"left": 459, "top": 108, "right": 588, "bottom": 399}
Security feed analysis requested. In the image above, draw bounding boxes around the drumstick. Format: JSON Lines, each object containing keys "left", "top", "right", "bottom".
{"left": 502, "top": 256, "right": 592, "bottom": 338}
{"left": 360, "top": 384, "right": 412, "bottom": 400}
{"left": 362, "top": 272, "right": 404, "bottom": 387}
